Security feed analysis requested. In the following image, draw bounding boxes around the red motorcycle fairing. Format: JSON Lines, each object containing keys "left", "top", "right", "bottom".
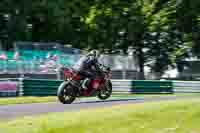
{"left": 63, "top": 68, "right": 81, "bottom": 80}
{"left": 63, "top": 68, "right": 73, "bottom": 79}
{"left": 82, "top": 78, "right": 106, "bottom": 96}
{"left": 90, "top": 79, "right": 102, "bottom": 89}
{"left": 72, "top": 74, "right": 82, "bottom": 80}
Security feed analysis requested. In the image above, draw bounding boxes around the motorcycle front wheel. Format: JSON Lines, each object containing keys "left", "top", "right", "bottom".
{"left": 97, "top": 80, "right": 112, "bottom": 100}
{"left": 57, "top": 81, "right": 76, "bottom": 104}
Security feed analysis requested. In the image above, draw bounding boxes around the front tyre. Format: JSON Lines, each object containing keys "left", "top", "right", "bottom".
{"left": 57, "top": 81, "right": 76, "bottom": 104}
{"left": 97, "top": 80, "right": 112, "bottom": 100}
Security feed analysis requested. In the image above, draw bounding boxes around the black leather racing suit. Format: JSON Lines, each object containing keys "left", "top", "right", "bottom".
{"left": 73, "top": 55, "right": 102, "bottom": 80}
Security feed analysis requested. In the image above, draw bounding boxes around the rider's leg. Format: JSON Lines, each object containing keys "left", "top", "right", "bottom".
{"left": 81, "top": 78, "right": 89, "bottom": 89}
{"left": 79, "top": 71, "right": 93, "bottom": 90}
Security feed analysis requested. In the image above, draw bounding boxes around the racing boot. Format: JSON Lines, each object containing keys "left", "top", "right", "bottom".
{"left": 81, "top": 78, "right": 89, "bottom": 90}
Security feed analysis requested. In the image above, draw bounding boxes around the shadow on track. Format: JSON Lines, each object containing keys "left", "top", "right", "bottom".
{"left": 74, "top": 97, "right": 145, "bottom": 104}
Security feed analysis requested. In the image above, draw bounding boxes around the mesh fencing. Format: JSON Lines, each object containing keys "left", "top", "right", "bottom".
{"left": 0, "top": 42, "right": 138, "bottom": 74}
{"left": 0, "top": 54, "right": 138, "bottom": 74}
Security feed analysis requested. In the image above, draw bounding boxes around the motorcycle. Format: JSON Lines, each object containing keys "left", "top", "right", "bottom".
{"left": 57, "top": 64, "right": 112, "bottom": 104}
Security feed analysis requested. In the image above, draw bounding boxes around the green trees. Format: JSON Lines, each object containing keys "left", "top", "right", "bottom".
{"left": 0, "top": 0, "right": 199, "bottom": 77}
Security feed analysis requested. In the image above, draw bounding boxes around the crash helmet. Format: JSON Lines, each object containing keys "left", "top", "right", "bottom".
{"left": 87, "top": 49, "right": 100, "bottom": 58}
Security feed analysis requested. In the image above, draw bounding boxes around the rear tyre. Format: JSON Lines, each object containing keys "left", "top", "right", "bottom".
{"left": 57, "top": 82, "right": 76, "bottom": 104}
{"left": 97, "top": 80, "right": 112, "bottom": 100}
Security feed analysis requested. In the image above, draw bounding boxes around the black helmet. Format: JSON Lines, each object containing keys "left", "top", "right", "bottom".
{"left": 87, "top": 50, "right": 100, "bottom": 58}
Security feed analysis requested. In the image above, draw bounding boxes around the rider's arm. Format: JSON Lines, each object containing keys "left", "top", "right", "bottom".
{"left": 93, "top": 59, "right": 102, "bottom": 73}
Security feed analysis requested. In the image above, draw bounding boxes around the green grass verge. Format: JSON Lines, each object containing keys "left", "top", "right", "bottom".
{"left": 0, "top": 97, "right": 57, "bottom": 105}
{"left": 0, "top": 93, "right": 200, "bottom": 105}
{"left": 1, "top": 98, "right": 200, "bottom": 133}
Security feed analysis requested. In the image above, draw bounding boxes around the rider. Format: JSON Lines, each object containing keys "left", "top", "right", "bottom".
{"left": 72, "top": 50, "right": 102, "bottom": 90}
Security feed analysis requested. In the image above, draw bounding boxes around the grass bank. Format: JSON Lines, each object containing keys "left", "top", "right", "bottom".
{"left": 0, "top": 98, "right": 200, "bottom": 133}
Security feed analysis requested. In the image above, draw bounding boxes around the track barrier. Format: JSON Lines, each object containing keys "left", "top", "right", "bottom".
{"left": 18, "top": 79, "right": 173, "bottom": 96}
{"left": 173, "top": 81, "right": 200, "bottom": 93}
{"left": 0, "top": 79, "right": 18, "bottom": 97}
{"left": 1, "top": 79, "right": 200, "bottom": 97}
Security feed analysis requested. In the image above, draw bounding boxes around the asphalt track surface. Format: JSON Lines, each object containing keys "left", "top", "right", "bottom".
{"left": 0, "top": 96, "right": 198, "bottom": 121}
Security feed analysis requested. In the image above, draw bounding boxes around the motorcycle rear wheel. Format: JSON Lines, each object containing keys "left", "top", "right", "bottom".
{"left": 97, "top": 80, "right": 112, "bottom": 100}
{"left": 57, "top": 82, "right": 76, "bottom": 104}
